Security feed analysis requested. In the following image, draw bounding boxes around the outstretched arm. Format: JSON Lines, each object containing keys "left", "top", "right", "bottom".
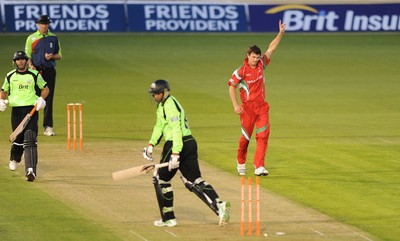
{"left": 265, "top": 20, "right": 286, "bottom": 58}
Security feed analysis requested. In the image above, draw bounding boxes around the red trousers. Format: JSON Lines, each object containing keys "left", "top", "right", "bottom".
{"left": 237, "top": 101, "right": 270, "bottom": 168}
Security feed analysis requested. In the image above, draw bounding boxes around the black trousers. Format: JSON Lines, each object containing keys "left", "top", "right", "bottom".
{"left": 39, "top": 67, "right": 56, "bottom": 128}
{"left": 11, "top": 106, "right": 38, "bottom": 162}
{"left": 158, "top": 135, "right": 202, "bottom": 183}
{"left": 155, "top": 135, "right": 220, "bottom": 221}
{"left": 11, "top": 106, "right": 39, "bottom": 141}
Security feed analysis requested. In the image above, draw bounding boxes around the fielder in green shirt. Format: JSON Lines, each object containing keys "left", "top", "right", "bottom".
{"left": 142, "top": 79, "right": 230, "bottom": 227}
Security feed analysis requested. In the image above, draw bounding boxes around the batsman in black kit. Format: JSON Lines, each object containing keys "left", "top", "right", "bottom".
{"left": 142, "top": 79, "right": 230, "bottom": 227}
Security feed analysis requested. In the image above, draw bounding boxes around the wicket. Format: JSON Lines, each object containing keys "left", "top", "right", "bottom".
{"left": 241, "top": 176, "right": 261, "bottom": 237}
{"left": 67, "top": 103, "right": 83, "bottom": 150}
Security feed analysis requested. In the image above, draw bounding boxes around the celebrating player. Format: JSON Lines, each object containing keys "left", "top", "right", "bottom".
{"left": 228, "top": 20, "right": 286, "bottom": 176}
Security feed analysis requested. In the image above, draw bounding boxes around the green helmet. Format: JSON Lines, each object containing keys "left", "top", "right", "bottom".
{"left": 12, "top": 51, "right": 29, "bottom": 61}
{"left": 149, "top": 79, "right": 170, "bottom": 94}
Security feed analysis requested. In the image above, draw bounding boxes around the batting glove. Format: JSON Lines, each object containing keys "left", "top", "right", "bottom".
{"left": 35, "top": 97, "right": 46, "bottom": 111}
{"left": 168, "top": 154, "right": 180, "bottom": 171}
{"left": 0, "top": 99, "right": 7, "bottom": 112}
{"left": 143, "top": 144, "right": 154, "bottom": 161}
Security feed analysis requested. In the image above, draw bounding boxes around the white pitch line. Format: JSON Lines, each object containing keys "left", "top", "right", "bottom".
{"left": 129, "top": 230, "right": 148, "bottom": 241}
{"left": 164, "top": 229, "right": 178, "bottom": 238}
{"left": 353, "top": 231, "right": 374, "bottom": 241}
{"left": 310, "top": 228, "right": 325, "bottom": 236}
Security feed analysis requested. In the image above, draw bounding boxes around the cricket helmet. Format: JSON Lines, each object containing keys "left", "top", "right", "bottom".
{"left": 149, "top": 79, "right": 170, "bottom": 94}
{"left": 12, "top": 51, "right": 29, "bottom": 61}
{"left": 36, "top": 15, "right": 52, "bottom": 24}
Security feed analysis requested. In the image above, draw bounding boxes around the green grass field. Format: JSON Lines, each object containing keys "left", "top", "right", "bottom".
{"left": 0, "top": 33, "right": 399, "bottom": 241}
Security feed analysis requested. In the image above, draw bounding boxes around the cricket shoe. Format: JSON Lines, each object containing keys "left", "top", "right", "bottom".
{"left": 26, "top": 168, "right": 36, "bottom": 182}
{"left": 154, "top": 219, "right": 177, "bottom": 227}
{"left": 254, "top": 166, "right": 269, "bottom": 176}
{"left": 44, "top": 127, "right": 55, "bottom": 136}
{"left": 9, "top": 160, "right": 18, "bottom": 171}
{"left": 217, "top": 201, "right": 231, "bottom": 227}
{"left": 237, "top": 163, "right": 246, "bottom": 176}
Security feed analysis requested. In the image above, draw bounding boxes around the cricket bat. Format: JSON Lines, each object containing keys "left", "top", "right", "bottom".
{"left": 112, "top": 162, "right": 169, "bottom": 181}
{"left": 9, "top": 104, "right": 37, "bottom": 142}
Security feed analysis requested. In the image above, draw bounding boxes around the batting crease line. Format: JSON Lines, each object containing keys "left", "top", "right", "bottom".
{"left": 353, "top": 231, "right": 374, "bottom": 241}
{"left": 164, "top": 229, "right": 178, "bottom": 237}
{"left": 310, "top": 228, "right": 325, "bottom": 236}
{"left": 129, "top": 230, "right": 148, "bottom": 241}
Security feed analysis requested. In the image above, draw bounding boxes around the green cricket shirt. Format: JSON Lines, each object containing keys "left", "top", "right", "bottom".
{"left": 2, "top": 68, "right": 47, "bottom": 107}
{"left": 149, "top": 95, "right": 192, "bottom": 154}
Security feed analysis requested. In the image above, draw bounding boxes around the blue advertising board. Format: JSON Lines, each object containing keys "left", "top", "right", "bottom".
{"left": 2, "top": 2, "right": 399, "bottom": 33}
{"left": 128, "top": 3, "right": 248, "bottom": 32}
{"left": 5, "top": 3, "right": 126, "bottom": 32}
{"left": 249, "top": 4, "right": 400, "bottom": 32}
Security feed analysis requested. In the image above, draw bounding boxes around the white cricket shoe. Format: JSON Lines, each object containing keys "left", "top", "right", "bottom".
{"left": 217, "top": 201, "right": 231, "bottom": 227}
{"left": 9, "top": 160, "right": 18, "bottom": 171}
{"left": 26, "top": 168, "right": 36, "bottom": 182}
{"left": 44, "top": 127, "right": 55, "bottom": 136}
{"left": 237, "top": 163, "right": 246, "bottom": 176}
{"left": 254, "top": 166, "right": 269, "bottom": 176}
{"left": 153, "top": 219, "right": 177, "bottom": 227}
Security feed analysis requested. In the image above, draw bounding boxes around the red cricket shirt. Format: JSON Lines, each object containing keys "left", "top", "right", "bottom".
{"left": 228, "top": 54, "right": 270, "bottom": 103}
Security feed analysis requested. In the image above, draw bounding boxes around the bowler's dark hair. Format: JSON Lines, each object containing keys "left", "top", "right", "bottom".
{"left": 247, "top": 45, "right": 261, "bottom": 56}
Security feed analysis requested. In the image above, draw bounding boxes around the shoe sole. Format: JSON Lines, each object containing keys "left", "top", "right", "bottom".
{"left": 154, "top": 220, "right": 177, "bottom": 227}
{"left": 26, "top": 173, "right": 35, "bottom": 182}
{"left": 237, "top": 169, "right": 246, "bottom": 176}
{"left": 154, "top": 223, "right": 177, "bottom": 227}
{"left": 9, "top": 161, "right": 18, "bottom": 171}
{"left": 219, "top": 202, "right": 231, "bottom": 227}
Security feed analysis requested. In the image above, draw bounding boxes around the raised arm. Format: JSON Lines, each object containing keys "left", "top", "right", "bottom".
{"left": 265, "top": 20, "right": 286, "bottom": 58}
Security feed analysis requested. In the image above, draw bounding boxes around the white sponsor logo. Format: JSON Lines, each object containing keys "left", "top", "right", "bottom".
{"left": 143, "top": 5, "right": 241, "bottom": 31}
{"left": 283, "top": 10, "right": 339, "bottom": 31}
{"left": 268, "top": 5, "right": 400, "bottom": 31}
{"left": 344, "top": 11, "right": 400, "bottom": 31}
{"left": 246, "top": 74, "right": 263, "bottom": 84}
{"left": 13, "top": 4, "right": 110, "bottom": 31}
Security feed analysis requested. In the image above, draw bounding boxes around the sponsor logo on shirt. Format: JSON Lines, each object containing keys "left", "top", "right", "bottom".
{"left": 246, "top": 75, "right": 263, "bottom": 84}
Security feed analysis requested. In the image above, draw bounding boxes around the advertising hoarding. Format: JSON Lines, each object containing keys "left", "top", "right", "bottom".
{"left": 5, "top": 3, "right": 126, "bottom": 32}
{"left": 1, "top": 2, "right": 399, "bottom": 32}
{"left": 128, "top": 3, "right": 248, "bottom": 32}
{"left": 249, "top": 4, "right": 400, "bottom": 32}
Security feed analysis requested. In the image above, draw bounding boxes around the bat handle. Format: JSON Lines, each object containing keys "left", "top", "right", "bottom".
{"left": 29, "top": 104, "right": 38, "bottom": 116}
